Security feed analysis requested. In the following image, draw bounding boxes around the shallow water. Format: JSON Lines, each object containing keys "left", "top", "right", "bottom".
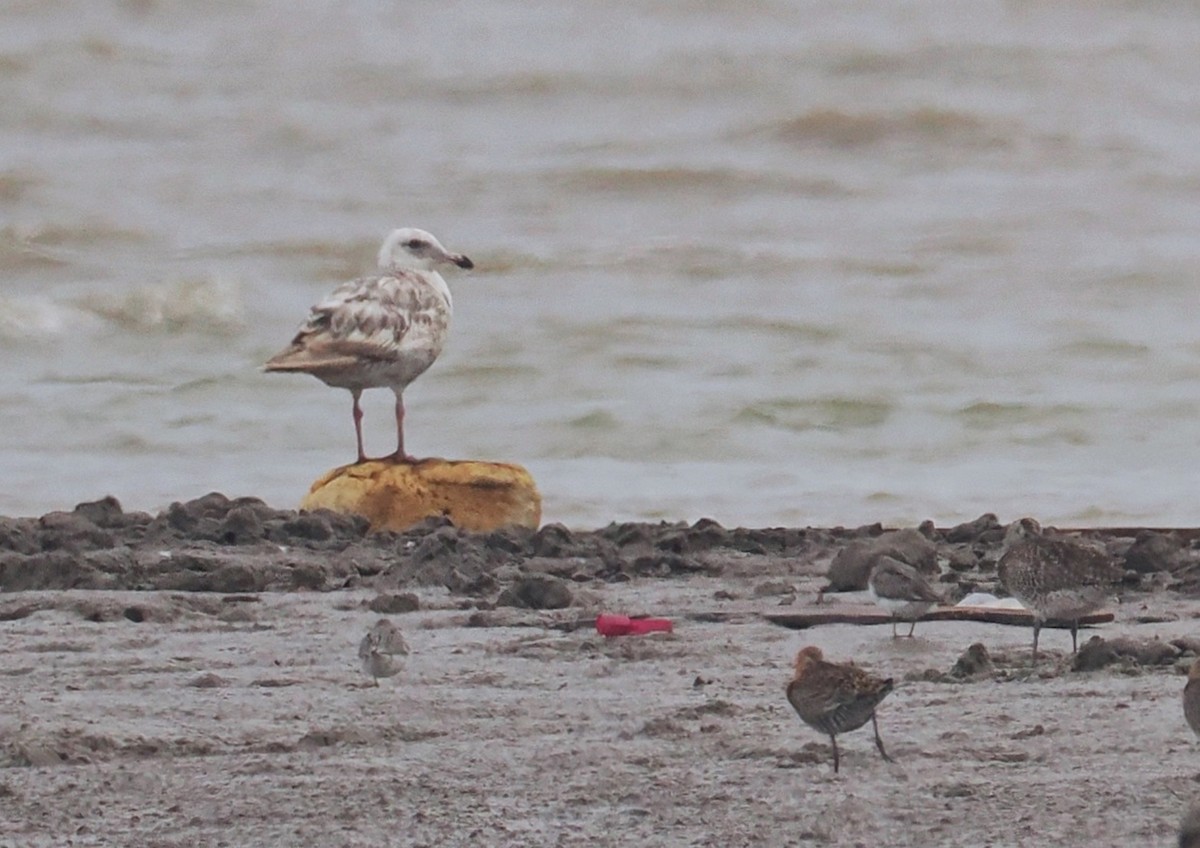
{"left": 2, "top": 1, "right": 1199, "bottom": 526}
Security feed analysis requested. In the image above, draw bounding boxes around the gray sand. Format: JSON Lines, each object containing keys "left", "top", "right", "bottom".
{"left": 2, "top": 571, "right": 1196, "bottom": 847}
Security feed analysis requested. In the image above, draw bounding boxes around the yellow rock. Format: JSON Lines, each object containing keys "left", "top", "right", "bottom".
{"left": 300, "top": 459, "right": 541, "bottom": 533}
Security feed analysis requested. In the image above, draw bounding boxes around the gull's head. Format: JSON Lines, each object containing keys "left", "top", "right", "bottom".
{"left": 378, "top": 227, "right": 474, "bottom": 272}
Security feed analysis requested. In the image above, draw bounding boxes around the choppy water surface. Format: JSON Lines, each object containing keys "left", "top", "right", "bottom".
{"left": 2, "top": 1, "right": 1198, "bottom": 527}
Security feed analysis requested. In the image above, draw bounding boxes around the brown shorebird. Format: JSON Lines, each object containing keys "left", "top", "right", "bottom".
{"left": 867, "top": 556, "right": 943, "bottom": 638}
{"left": 1181, "top": 802, "right": 1200, "bottom": 848}
{"left": 785, "top": 646, "right": 894, "bottom": 773}
{"left": 357, "top": 618, "right": 410, "bottom": 686}
{"left": 997, "top": 517, "right": 1123, "bottom": 661}
{"left": 1184, "top": 658, "right": 1200, "bottom": 739}
{"left": 265, "top": 228, "right": 473, "bottom": 464}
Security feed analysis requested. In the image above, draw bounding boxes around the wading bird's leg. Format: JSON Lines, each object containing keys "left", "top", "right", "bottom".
{"left": 351, "top": 389, "right": 366, "bottom": 464}
{"left": 1032, "top": 621, "right": 1042, "bottom": 663}
{"left": 390, "top": 391, "right": 416, "bottom": 463}
{"left": 872, "top": 714, "right": 893, "bottom": 763}
{"left": 1070, "top": 621, "right": 1079, "bottom": 654}
{"left": 907, "top": 619, "right": 917, "bottom": 638}
{"left": 830, "top": 734, "right": 840, "bottom": 774}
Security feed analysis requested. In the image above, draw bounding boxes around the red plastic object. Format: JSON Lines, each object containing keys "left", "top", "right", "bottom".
{"left": 595, "top": 613, "right": 674, "bottom": 637}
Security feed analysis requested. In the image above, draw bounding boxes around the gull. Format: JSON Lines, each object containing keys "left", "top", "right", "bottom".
{"left": 997, "top": 517, "right": 1123, "bottom": 661}
{"left": 265, "top": 228, "right": 473, "bottom": 463}
{"left": 357, "top": 618, "right": 410, "bottom": 686}
{"left": 785, "top": 646, "right": 894, "bottom": 773}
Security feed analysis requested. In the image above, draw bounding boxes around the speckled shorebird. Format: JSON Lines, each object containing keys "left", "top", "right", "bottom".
{"left": 1181, "top": 802, "right": 1200, "bottom": 848}
{"left": 1184, "top": 658, "right": 1200, "bottom": 739}
{"left": 997, "top": 517, "right": 1123, "bottom": 661}
{"left": 265, "top": 228, "right": 473, "bottom": 464}
{"left": 785, "top": 646, "right": 894, "bottom": 773}
{"left": 358, "top": 618, "right": 410, "bottom": 686}
{"left": 867, "top": 556, "right": 943, "bottom": 638}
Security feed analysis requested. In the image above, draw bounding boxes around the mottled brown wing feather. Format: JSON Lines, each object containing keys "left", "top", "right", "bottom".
{"left": 266, "top": 271, "right": 447, "bottom": 374}
{"left": 872, "top": 561, "right": 941, "bottom": 603}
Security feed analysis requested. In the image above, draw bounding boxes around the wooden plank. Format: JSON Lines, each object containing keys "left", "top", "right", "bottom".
{"left": 763, "top": 604, "right": 1114, "bottom": 631}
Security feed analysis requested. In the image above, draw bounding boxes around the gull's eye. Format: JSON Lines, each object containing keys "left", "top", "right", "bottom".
{"left": 405, "top": 239, "right": 426, "bottom": 250}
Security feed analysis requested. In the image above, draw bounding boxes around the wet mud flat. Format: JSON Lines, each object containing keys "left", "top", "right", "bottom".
{"left": 2, "top": 495, "right": 1200, "bottom": 846}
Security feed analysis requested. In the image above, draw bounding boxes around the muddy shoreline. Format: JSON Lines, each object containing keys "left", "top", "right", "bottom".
{"left": 3, "top": 494, "right": 1200, "bottom": 846}
{"left": 3, "top": 493, "right": 1198, "bottom": 599}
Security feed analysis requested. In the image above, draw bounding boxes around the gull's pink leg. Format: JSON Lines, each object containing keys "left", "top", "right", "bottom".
{"left": 351, "top": 389, "right": 367, "bottom": 464}
{"left": 390, "top": 391, "right": 416, "bottom": 463}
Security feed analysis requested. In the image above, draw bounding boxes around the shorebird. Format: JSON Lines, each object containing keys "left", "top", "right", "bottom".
{"left": 997, "top": 517, "right": 1123, "bottom": 661}
{"left": 357, "top": 618, "right": 410, "bottom": 686}
{"left": 265, "top": 228, "right": 473, "bottom": 464}
{"left": 785, "top": 646, "right": 894, "bottom": 773}
{"left": 1184, "top": 658, "right": 1200, "bottom": 739}
{"left": 1181, "top": 802, "right": 1200, "bottom": 848}
{"left": 867, "top": 556, "right": 943, "bottom": 638}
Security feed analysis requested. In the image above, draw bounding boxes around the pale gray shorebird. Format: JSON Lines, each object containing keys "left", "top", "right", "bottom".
{"left": 264, "top": 228, "right": 473, "bottom": 464}
{"left": 358, "top": 618, "right": 410, "bottom": 686}
{"left": 1184, "top": 658, "right": 1200, "bottom": 739}
{"left": 867, "top": 556, "right": 943, "bottom": 638}
{"left": 785, "top": 646, "right": 894, "bottom": 773}
{"left": 997, "top": 517, "right": 1123, "bottom": 661}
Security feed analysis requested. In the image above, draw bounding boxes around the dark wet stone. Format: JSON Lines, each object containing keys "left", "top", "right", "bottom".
{"left": 188, "top": 673, "right": 229, "bottom": 688}
{"left": 37, "top": 511, "right": 115, "bottom": 552}
{"left": 532, "top": 523, "right": 577, "bottom": 557}
{"left": 945, "top": 513, "right": 1000, "bottom": 543}
{"left": 290, "top": 562, "right": 329, "bottom": 590}
{"left": 320, "top": 510, "right": 371, "bottom": 540}
{"left": 404, "top": 515, "right": 456, "bottom": 537}
{"left": 185, "top": 492, "right": 235, "bottom": 518}
{"left": 825, "top": 527, "right": 938, "bottom": 592}
{"left": 1123, "top": 531, "right": 1182, "bottom": 574}
{"left": 445, "top": 568, "right": 498, "bottom": 596}
{"left": 630, "top": 554, "right": 707, "bottom": 577}
{"left": 0, "top": 551, "right": 102, "bottom": 591}
{"left": 165, "top": 501, "right": 199, "bottom": 533}
{"left": 752, "top": 580, "right": 794, "bottom": 597}
{"left": 688, "top": 518, "right": 730, "bottom": 549}
{"left": 410, "top": 526, "right": 465, "bottom": 563}
{"left": 951, "top": 643, "right": 993, "bottom": 679}
{"left": 217, "top": 507, "right": 265, "bottom": 545}
{"left": 280, "top": 513, "right": 333, "bottom": 542}
{"left": 521, "top": 557, "right": 585, "bottom": 579}
{"left": 599, "top": 521, "right": 668, "bottom": 548}
{"left": 204, "top": 562, "right": 266, "bottom": 593}
{"left": 0, "top": 517, "right": 39, "bottom": 554}
{"left": 496, "top": 575, "right": 573, "bottom": 610}
{"left": 484, "top": 525, "right": 533, "bottom": 554}
{"left": 369, "top": 592, "right": 420, "bottom": 614}
{"left": 72, "top": 496, "right": 124, "bottom": 528}
{"left": 1073, "top": 635, "right": 1181, "bottom": 671}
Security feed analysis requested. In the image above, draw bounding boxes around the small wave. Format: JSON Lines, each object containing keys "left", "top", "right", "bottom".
{"left": 955, "top": 401, "right": 1090, "bottom": 429}
{"left": 74, "top": 276, "right": 246, "bottom": 335}
{"left": 555, "top": 165, "right": 846, "bottom": 197}
{"left": 0, "top": 169, "right": 39, "bottom": 203}
{"left": 762, "top": 107, "right": 1008, "bottom": 151}
{"left": 0, "top": 221, "right": 151, "bottom": 273}
{"left": 735, "top": 397, "right": 893, "bottom": 431}
{"left": 703, "top": 316, "right": 839, "bottom": 343}
{"left": 566, "top": 410, "right": 619, "bottom": 431}
{"left": 0, "top": 296, "right": 90, "bottom": 343}
{"left": 1055, "top": 338, "right": 1150, "bottom": 360}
